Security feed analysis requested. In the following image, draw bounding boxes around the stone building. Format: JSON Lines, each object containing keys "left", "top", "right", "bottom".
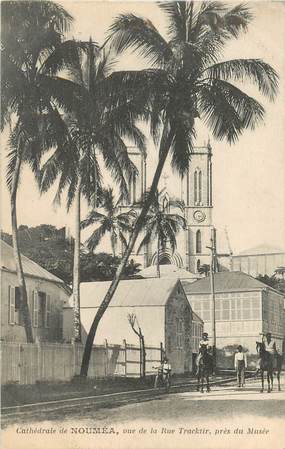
{"left": 63, "top": 278, "right": 193, "bottom": 374}
{"left": 118, "top": 144, "right": 216, "bottom": 275}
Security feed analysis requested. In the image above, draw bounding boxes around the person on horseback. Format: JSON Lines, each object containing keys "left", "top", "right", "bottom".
{"left": 263, "top": 332, "right": 277, "bottom": 367}
{"left": 234, "top": 345, "right": 247, "bottom": 387}
{"left": 196, "top": 332, "right": 210, "bottom": 375}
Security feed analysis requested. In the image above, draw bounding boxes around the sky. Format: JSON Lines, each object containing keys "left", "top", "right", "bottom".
{"left": 1, "top": 0, "right": 285, "bottom": 254}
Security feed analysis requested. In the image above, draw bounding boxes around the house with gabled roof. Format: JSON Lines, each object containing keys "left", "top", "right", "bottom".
{"left": 182, "top": 271, "right": 285, "bottom": 367}
{"left": 1, "top": 240, "right": 69, "bottom": 342}
{"left": 63, "top": 278, "right": 193, "bottom": 374}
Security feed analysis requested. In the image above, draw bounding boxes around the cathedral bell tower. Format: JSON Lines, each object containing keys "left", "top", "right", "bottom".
{"left": 181, "top": 143, "right": 213, "bottom": 273}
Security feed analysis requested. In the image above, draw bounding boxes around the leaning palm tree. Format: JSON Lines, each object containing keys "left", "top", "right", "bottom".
{"left": 136, "top": 191, "right": 186, "bottom": 277}
{"left": 80, "top": 1, "right": 278, "bottom": 376}
{"left": 1, "top": 1, "right": 84, "bottom": 342}
{"left": 40, "top": 42, "right": 146, "bottom": 342}
{"left": 81, "top": 187, "right": 136, "bottom": 257}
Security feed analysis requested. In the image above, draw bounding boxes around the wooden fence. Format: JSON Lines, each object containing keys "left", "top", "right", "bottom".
{"left": 1, "top": 340, "right": 163, "bottom": 385}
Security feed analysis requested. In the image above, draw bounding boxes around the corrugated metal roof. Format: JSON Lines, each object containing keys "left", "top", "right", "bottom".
{"left": 237, "top": 244, "right": 285, "bottom": 256}
{"left": 1, "top": 240, "right": 64, "bottom": 284}
{"left": 66, "top": 278, "right": 180, "bottom": 308}
{"left": 182, "top": 271, "right": 283, "bottom": 295}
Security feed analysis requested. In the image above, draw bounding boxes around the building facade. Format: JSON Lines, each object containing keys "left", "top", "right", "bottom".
{"left": 182, "top": 271, "right": 285, "bottom": 368}
{"left": 232, "top": 245, "right": 285, "bottom": 277}
{"left": 1, "top": 240, "right": 69, "bottom": 343}
{"left": 119, "top": 145, "right": 214, "bottom": 274}
{"left": 63, "top": 278, "right": 193, "bottom": 374}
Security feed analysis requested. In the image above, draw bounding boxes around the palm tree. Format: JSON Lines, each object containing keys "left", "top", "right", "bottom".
{"left": 81, "top": 187, "right": 136, "bottom": 257}
{"left": 80, "top": 1, "right": 278, "bottom": 376}
{"left": 40, "top": 43, "right": 146, "bottom": 342}
{"left": 136, "top": 192, "right": 186, "bottom": 277}
{"left": 1, "top": 1, "right": 83, "bottom": 342}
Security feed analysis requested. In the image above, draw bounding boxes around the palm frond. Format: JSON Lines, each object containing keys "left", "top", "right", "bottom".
{"left": 108, "top": 13, "right": 173, "bottom": 66}
{"left": 40, "top": 40, "right": 90, "bottom": 76}
{"left": 198, "top": 79, "right": 265, "bottom": 143}
{"left": 80, "top": 210, "right": 107, "bottom": 230}
{"left": 203, "top": 58, "right": 279, "bottom": 101}
{"left": 85, "top": 222, "right": 108, "bottom": 252}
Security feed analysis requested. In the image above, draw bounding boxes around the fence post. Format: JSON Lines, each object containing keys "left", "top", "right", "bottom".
{"left": 37, "top": 341, "right": 41, "bottom": 382}
{"left": 104, "top": 339, "right": 108, "bottom": 377}
{"left": 72, "top": 339, "right": 76, "bottom": 377}
{"left": 18, "top": 343, "right": 22, "bottom": 384}
{"left": 123, "top": 339, "right": 127, "bottom": 377}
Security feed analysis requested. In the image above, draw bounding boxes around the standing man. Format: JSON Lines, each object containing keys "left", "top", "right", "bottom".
{"left": 234, "top": 345, "right": 247, "bottom": 387}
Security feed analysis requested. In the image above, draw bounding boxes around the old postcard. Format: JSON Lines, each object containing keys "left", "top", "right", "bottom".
{"left": 1, "top": 1, "right": 285, "bottom": 448}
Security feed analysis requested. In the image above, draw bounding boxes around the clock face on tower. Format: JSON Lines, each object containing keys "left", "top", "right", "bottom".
{"left": 193, "top": 210, "right": 206, "bottom": 223}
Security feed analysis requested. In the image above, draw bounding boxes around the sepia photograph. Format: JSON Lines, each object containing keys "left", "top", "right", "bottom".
{"left": 1, "top": 1, "right": 285, "bottom": 448}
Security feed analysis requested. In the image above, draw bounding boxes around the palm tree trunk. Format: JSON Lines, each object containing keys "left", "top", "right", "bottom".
{"left": 73, "top": 179, "right": 81, "bottom": 342}
{"left": 11, "top": 152, "right": 34, "bottom": 343}
{"left": 80, "top": 126, "right": 175, "bottom": 376}
{"left": 157, "top": 236, "right": 160, "bottom": 278}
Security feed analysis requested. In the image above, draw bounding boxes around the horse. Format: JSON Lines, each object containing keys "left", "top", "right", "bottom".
{"left": 256, "top": 341, "right": 282, "bottom": 393}
{"left": 196, "top": 346, "right": 213, "bottom": 393}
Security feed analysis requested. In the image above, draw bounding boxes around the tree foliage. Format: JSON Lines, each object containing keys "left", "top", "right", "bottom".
{"left": 1, "top": 226, "right": 141, "bottom": 284}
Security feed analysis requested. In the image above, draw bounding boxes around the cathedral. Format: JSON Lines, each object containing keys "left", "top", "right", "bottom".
{"left": 120, "top": 143, "right": 217, "bottom": 275}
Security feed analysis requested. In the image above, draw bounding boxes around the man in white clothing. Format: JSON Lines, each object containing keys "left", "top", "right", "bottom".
{"left": 234, "top": 345, "right": 247, "bottom": 387}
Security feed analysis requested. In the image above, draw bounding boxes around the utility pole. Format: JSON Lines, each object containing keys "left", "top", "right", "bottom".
{"left": 207, "top": 227, "right": 217, "bottom": 372}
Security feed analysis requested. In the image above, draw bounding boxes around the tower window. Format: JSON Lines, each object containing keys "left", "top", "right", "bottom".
{"left": 198, "top": 170, "right": 202, "bottom": 203}
{"left": 194, "top": 170, "right": 198, "bottom": 204}
{"left": 194, "top": 168, "right": 202, "bottom": 204}
{"left": 196, "top": 230, "right": 202, "bottom": 254}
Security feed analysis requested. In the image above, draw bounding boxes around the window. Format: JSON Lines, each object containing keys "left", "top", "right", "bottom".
{"left": 198, "top": 170, "right": 202, "bottom": 203}
{"left": 221, "top": 299, "right": 230, "bottom": 320}
{"left": 202, "top": 300, "right": 210, "bottom": 321}
{"left": 46, "top": 295, "right": 51, "bottom": 328}
{"left": 33, "top": 291, "right": 39, "bottom": 327}
{"left": 194, "top": 170, "right": 198, "bottom": 203}
{"left": 194, "top": 168, "right": 202, "bottom": 204}
{"left": 33, "top": 291, "right": 50, "bottom": 328}
{"left": 8, "top": 286, "right": 15, "bottom": 324}
{"left": 196, "top": 230, "right": 202, "bottom": 254}
{"left": 215, "top": 299, "right": 221, "bottom": 321}
{"left": 8, "top": 286, "right": 22, "bottom": 325}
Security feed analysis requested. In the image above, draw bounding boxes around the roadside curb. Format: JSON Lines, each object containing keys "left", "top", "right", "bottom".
{"left": 2, "top": 376, "right": 236, "bottom": 418}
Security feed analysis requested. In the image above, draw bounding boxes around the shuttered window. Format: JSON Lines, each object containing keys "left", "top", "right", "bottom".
{"left": 45, "top": 295, "right": 51, "bottom": 328}
{"left": 33, "top": 291, "right": 39, "bottom": 327}
{"left": 8, "top": 286, "right": 15, "bottom": 324}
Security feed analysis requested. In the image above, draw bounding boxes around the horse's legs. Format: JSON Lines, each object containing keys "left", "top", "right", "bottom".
{"left": 201, "top": 372, "right": 204, "bottom": 393}
{"left": 206, "top": 373, "right": 210, "bottom": 392}
{"left": 267, "top": 370, "right": 271, "bottom": 393}
{"left": 270, "top": 369, "right": 274, "bottom": 391}
{"left": 277, "top": 371, "right": 281, "bottom": 391}
{"left": 260, "top": 370, "right": 264, "bottom": 393}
